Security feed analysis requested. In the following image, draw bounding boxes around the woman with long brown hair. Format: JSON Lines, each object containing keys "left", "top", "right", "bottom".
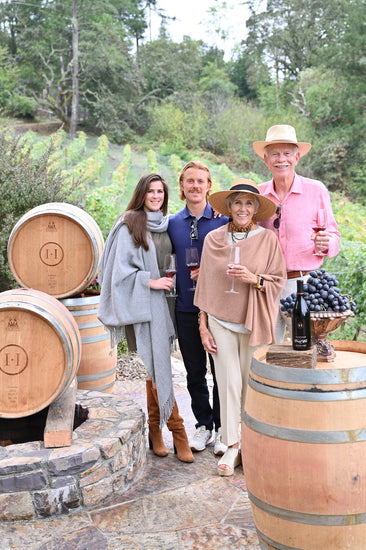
{"left": 98, "top": 173, "right": 193, "bottom": 462}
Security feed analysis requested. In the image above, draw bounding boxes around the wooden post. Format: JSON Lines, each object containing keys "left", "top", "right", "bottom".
{"left": 44, "top": 376, "right": 77, "bottom": 448}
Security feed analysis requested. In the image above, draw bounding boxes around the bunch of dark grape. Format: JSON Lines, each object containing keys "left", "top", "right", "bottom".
{"left": 280, "top": 269, "right": 357, "bottom": 314}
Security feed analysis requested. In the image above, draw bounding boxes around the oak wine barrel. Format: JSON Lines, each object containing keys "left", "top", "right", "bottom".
{"left": 61, "top": 295, "right": 116, "bottom": 393}
{"left": 242, "top": 340, "right": 366, "bottom": 550}
{"left": 0, "top": 288, "right": 81, "bottom": 418}
{"left": 8, "top": 202, "right": 104, "bottom": 299}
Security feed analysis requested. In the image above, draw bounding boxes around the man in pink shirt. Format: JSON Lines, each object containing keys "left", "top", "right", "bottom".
{"left": 253, "top": 124, "right": 340, "bottom": 342}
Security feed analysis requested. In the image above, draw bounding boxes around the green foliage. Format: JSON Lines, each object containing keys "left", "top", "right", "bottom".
{"left": 117, "top": 338, "right": 129, "bottom": 356}
{"left": 64, "top": 134, "right": 109, "bottom": 191}
{"left": 324, "top": 193, "right": 366, "bottom": 340}
{"left": 84, "top": 184, "right": 121, "bottom": 237}
{"left": 4, "top": 93, "right": 36, "bottom": 118}
{"left": 324, "top": 243, "right": 366, "bottom": 341}
{"left": 0, "top": 132, "right": 81, "bottom": 290}
{"left": 217, "top": 163, "right": 236, "bottom": 188}
{"left": 84, "top": 142, "right": 132, "bottom": 236}
{"left": 147, "top": 103, "right": 187, "bottom": 150}
{"left": 147, "top": 148, "right": 158, "bottom": 173}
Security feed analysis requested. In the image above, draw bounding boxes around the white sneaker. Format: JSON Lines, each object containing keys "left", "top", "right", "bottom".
{"left": 214, "top": 428, "right": 227, "bottom": 456}
{"left": 189, "top": 425, "right": 212, "bottom": 451}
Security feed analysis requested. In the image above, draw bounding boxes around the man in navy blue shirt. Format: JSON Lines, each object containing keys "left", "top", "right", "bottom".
{"left": 168, "top": 161, "right": 228, "bottom": 455}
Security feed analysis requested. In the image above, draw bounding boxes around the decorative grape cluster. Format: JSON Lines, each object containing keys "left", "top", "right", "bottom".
{"left": 280, "top": 269, "right": 357, "bottom": 314}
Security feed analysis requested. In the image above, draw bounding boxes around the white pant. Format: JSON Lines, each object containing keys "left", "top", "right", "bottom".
{"left": 208, "top": 316, "right": 261, "bottom": 447}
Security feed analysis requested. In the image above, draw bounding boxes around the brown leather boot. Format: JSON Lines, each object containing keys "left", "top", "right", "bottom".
{"left": 146, "top": 379, "right": 168, "bottom": 457}
{"left": 167, "top": 401, "right": 194, "bottom": 463}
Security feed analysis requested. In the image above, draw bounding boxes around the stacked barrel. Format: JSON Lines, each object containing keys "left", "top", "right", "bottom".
{"left": 1, "top": 203, "right": 116, "bottom": 419}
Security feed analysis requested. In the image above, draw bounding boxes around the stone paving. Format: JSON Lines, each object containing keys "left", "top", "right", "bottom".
{"left": 1, "top": 356, "right": 260, "bottom": 550}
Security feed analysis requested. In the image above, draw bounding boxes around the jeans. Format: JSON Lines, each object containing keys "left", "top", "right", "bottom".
{"left": 175, "top": 310, "right": 221, "bottom": 432}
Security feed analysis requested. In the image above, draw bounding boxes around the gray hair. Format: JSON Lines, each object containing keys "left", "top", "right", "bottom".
{"left": 226, "top": 192, "right": 259, "bottom": 213}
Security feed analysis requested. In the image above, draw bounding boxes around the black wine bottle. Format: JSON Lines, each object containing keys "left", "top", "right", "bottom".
{"left": 292, "top": 279, "right": 311, "bottom": 350}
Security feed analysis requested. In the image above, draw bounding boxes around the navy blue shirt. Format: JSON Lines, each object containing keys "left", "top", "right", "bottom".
{"left": 168, "top": 203, "right": 228, "bottom": 312}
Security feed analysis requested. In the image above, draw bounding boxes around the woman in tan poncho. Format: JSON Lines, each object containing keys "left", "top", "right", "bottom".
{"left": 194, "top": 179, "right": 286, "bottom": 476}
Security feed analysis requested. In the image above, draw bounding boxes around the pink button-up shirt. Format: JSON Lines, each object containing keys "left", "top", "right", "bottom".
{"left": 258, "top": 174, "right": 340, "bottom": 271}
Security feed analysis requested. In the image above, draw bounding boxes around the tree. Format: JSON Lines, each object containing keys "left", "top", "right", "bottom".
{"left": 0, "top": 0, "right": 149, "bottom": 137}
{"left": 138, "top": 34, "right": 203, "bottom": 101}
{"left": 70, "top": 0, "right": 79, "bottom": 137}
{"left": 245, "top": 0, "right": 348, "bottom": 78}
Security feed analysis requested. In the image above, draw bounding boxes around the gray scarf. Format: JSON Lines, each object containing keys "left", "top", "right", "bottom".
{"left": 97, "top": 211, "right": 175, "bottom": 426}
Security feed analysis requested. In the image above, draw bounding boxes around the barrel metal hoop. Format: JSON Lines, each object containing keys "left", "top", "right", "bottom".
{"left": 82, "top": 332, "right": 109, "bottom": 344}
{"left": 77, "top": 321, "right": 101, "bottom": 330}
{"left": 90, "top": 380, "right": 115, "bottom": 392}
{"left": 243, "top": 410, "right": 366, "bottom": 443}
{"left": 257, "top": 528, "right": 301, "bottom": 550}
{"left": 68, "top": 308, "right": 98, "bottom": 317}
{"left": 251, "top": 356, "right": 366, "bottom": 385}
{"left": 248, "top": 490, "right": 366, "bottom": 527}
{"left": 77, "top": 366, "right": 116, "bottom": 382}
{"left": 0, "top": 299, "right": 80, "bottom": 367}
{"left": 61, "top": 295, "right": 100, "bottom": 307}
{"left": 248, "top": 376, "right": 366, "bottom": 401}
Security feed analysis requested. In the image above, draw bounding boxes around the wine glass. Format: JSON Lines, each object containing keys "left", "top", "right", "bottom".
{"left": 185, "top": 247, "right": 200, "bottom": 291}
{"left": 225, "top": 245, "right": 240, "bottom": 294}
{"left": 163, "top": 254, "right": 177, "bottom": 297}
{"left": 312, "top": 208, "right": 328, "bottom": 256}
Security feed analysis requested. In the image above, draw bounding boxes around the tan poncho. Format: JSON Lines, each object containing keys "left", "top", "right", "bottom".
{"left": 194, "top": 224, "right": 286, "bottom": 346}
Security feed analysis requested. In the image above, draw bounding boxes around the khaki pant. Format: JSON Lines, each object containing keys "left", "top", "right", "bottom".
{"left": 208, "top": 316, "right": 261, "bottom": 447}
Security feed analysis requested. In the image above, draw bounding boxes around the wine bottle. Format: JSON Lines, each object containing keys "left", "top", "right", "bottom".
{"left": 292, "top": 279, "right": 312, "bottom": 350}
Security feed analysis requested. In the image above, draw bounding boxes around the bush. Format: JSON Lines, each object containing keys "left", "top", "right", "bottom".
{"left": 324, "top": 242, "right": 366, "bottom": 341}
{"left": 4, "top": 93, "right": 36, "bottom": 119}
{"left": 0, "top": 132, "right": 81, "bottom": 290}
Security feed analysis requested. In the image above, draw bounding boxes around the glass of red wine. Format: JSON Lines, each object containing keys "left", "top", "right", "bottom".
{"left": 185, "top": 247, "right": 199, "bottom": 291}
{"left": 225, "top": 245, "right": 240, "bottom": 294}
{"left": 312, "top": 208, "right": 328, "bottom": 256}
{"left": 163, "top": 254, "right": 177, "bottom": 297}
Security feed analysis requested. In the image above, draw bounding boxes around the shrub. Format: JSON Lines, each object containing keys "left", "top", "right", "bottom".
{"left": 0, "top": 132, "right": 81, "bottom": 290}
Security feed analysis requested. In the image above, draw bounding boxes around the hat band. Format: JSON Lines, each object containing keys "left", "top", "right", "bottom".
{"left": 230, "top": 184, "right": 259, "bottom": 195}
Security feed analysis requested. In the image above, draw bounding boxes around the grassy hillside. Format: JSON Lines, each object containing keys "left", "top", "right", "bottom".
{"left": 4, "top": 126, "right": 365, "bottom": 340}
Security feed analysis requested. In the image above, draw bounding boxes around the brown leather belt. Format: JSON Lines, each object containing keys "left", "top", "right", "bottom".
{"left": 287, "top": 270, "right": 310, "bottom": 279}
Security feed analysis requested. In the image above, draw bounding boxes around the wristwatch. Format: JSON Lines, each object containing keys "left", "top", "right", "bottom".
{"left": 256, "top": 275, "right": 264, "bottom": 291}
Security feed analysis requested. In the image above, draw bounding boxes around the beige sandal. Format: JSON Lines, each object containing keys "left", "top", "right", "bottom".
{"left": 218, "top": 447, "right": 241, "bottom": 476}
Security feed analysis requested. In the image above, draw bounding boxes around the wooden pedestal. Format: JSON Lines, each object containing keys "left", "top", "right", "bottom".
{"left": 266, "top": 343, "right": 317, "bottom": 369}
{"left": 44, "top": 376, "right": 77, "bottom": 448}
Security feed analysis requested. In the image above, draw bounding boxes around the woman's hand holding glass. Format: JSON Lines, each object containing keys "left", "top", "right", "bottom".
{"left": 162, "top": 254, "right": 177, "bottom": 297}
{"left": 149, "top": 277, "right": 175, "bottom": 292}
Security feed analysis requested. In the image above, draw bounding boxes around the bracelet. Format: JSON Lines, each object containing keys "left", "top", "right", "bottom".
{"left": 198, "top": 311, "right": 207, "bottom": 325}
{"left": 255, "top": 275, "right": 264, "bottom": 291}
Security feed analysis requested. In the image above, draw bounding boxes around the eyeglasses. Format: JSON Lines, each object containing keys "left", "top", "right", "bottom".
{"left": 190, "top": 218, "right": 198, "bottom": 240}
{"left": 273, "top": 204, "right": 281, "bottom": 229}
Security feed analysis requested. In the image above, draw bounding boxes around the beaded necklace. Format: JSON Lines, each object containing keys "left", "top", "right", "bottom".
{"left": 230, "top": 220, "right": 254, "bottom": 243}
{"left": 230, "top": 220, "right": 254, "bottom": 233}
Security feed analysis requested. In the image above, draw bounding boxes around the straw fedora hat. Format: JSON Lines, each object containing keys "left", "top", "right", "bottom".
{"left": 209, "top": 179, "right": 277, "bottom": 221}
{"left": 253, "top": 124, "right": 311, "bottom": 158}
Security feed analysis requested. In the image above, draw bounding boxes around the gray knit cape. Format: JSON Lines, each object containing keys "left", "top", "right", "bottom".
{"left": 97, "top": 211, "right": 175, "bottom": 427}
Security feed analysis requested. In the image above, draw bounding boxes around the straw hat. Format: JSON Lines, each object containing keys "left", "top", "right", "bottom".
{"left": 208, "top": 179, "right": 277, "bottom": 221}
{"left": 253, "top": 124, "right": 311, "bottom": 158}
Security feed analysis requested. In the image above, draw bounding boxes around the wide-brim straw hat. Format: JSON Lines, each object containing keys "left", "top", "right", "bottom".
{"left": 209, "top": 179, "right": 277, "bottom": 221}
{"left": 253, "top": 124, "right": 311, "bottom": 158}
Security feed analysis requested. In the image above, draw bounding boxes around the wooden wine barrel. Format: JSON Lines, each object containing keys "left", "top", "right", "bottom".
{"left": 8, "top": 202, "right": 104, "bottom": 299}
{"left": 242, "top": 340, "right": 366, "bottom": 550}
{"left": 61, "top": 295, "right": 116, "bottom": 393}
{"left": 0, "top": 288, "right": 81, "bottom": 418}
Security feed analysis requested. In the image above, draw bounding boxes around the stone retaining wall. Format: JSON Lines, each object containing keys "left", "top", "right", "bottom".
{"left": 0, "top": 390, "right": 147, "bottom": 521}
